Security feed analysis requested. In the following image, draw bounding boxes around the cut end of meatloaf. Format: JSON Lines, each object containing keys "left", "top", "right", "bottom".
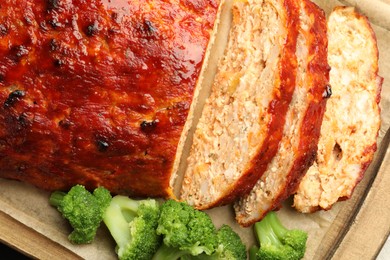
{"left": 293, "top": 6, "right": 383, "bottom": 213}
{"left": 169, "top": 0, "right": 226, "bottom": 199}
{"left": 235, "top": 0, "right": 329, "bottom": 226}
{"left": 180, "top": 0, "right": 299, "bottom": 209}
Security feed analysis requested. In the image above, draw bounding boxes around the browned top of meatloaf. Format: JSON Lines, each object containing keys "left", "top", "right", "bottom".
{"left": 0, "top": 0, "right": 219, "bottom": 197}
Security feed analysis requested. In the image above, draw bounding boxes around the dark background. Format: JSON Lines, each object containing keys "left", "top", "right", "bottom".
{"left": 0, "top": 243, "right": 30, "bottom": 259}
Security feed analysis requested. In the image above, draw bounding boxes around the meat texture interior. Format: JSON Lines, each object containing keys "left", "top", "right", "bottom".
{"left": 294, "top": 6, "right": 382, "bottom": 213}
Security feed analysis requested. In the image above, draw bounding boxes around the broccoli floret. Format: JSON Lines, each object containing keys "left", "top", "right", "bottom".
{"left": 212, "top": 225, "right": 247, "bottom": 260}
{"left": 49, "top": 184, "right": 112, "bottom": 244}
{"left": 152, "top": 199, "right": 218, "bottom": 260}
{"left": 184, "top": 224, "right": 247, "bottom": 260}
{"left": 250, "top": 211, "right": 308, "bottom": 260}
{"left": 103, "top": 195, "right": 161, "bottom": 260}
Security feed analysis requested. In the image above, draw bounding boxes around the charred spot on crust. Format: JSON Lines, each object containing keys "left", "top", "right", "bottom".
{"left": 85, "top": 22, "right": 99, "bottom": 37}
{"left": 144, "top": 20, "right": 157, "bottom": 34}
{"left": 10, "top": 45, "right": 29, "bottom": 62}
{"left": 17, "top": 163, "right": 27, "bottom": 172}
{"left": 111, "top": 12, "right": 120, "bottom": 23}
{"left": 140, "top": 119, "right": 159, "bottom": 133}
{"left": 0, "top": 24, "right": 8, "bottom": 36}
{"left": 53, "top": 59, "right": 64, "bottom": 67}
{"left": 48, "top": 19, "right": 62, "bottom": 29}
{"left": 49, "top": 39, "right": 60, "bottom": 51}
{"left": 96, "top": 139, "right": 109, "bottom": 152}
{"left": 17, "top": 112, "right": 30, "bottom": 127}
{"left": 137, "top": 20, "right": 157, "bottom": 38}
{"left": 58, "top": 119, "right": 72, "bottom": 129}
{"left": 322, "top": 84, "right": 332, "bottom": 98}
{"left": 108, "top": 27, "right": 119, "bottom": 35}
{"left": 4, "top": 90, "right": 25, "bottom": 108}
{"left": 47, "top": 0, "right": 60, "bottom": 10}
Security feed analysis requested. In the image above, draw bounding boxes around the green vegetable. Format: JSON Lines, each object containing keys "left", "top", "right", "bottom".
{"left": 50, "top": 186, "right": 247, "bottom": 260}
{"left": 250, "top": 211, "right": 308, "bottom": 260}
{"left": 49, "top": 184, "right": 112, "bottom": 244}
{"left": 103, "top": 195, "right": 161, "bottom": 260}
{"left": 182, "top": 224, "right": 247, "bottom": 260}
{"left": 152, "top": 199, "right": 218, "bottom": 260}
{"left": 249, "top": 246, "right": 259, "bottom": 260}
{"left": 211, "top": 225, "right": 247, "bottom": 260}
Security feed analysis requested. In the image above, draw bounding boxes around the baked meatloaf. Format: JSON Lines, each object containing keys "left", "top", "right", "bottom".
{"left": 0, "top": 0, "right": 219, "bottom": 197}
{"left": 293, "top": 6, "right": 382, "bottom": 213}
{"left": 180, "top": 0, "right": 300, "bottom": 209}
{"left": 234, "top": 0, "right": 329, "bottom": 226}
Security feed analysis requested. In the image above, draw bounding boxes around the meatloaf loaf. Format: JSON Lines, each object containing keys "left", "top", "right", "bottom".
{"left": 0, "top": 0, "right": 219, "bottom": 197}
{"left": 234, "top": 0, "right": 329, "bottom": 226}
{"left": 293, "top": 6, "right": 382, "bottom": 213}
{"left": 180, "top": 0, "right": 300, "bottom": 209}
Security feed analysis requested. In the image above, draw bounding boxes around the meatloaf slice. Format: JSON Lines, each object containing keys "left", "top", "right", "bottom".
{"left": 234, "top": 0, "right": 329, "bottom": 226}
{"left": 0, "top": 0, "right": 219, "bottom": 197}
{"left": 180, "top": 0, "right": 300, "bottom": 209}
{"left": 293, "top": 6, "right": 383, "bottom": 213}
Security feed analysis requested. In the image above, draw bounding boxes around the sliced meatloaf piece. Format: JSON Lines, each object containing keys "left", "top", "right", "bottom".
{"left": 293, "top": 6, "right": 383, "bottom": 213}
{"left": 0, "top": 0, "right": 219, "bottom": 197}
{"left": 234, "top": 0, "right": 329, "bottom": 226}
{"left": 180, "top": 0, "right": 300, "bottom": 209}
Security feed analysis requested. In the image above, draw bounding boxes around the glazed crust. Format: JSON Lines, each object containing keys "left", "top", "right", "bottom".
{"left": 234, "top": 0, "right": 329, "bottom": 226}
{"left": 0, "top": 0, "right": 219, "bottom": 197}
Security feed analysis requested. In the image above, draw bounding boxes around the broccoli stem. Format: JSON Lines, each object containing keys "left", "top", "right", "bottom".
{"left": 152, "top": 243, "right": 190, "bottom": 260}
{"left": 253, "top": 211, "right": 308, "bottom": 260}
{"left": 110, "top": 195, "right": 141, "bottom": 211}
{"left": 268, "top": 211, "right": 288, "bottom": 239}
{"left": 49, "top": 191, "right": 66, "bottom": 207}
{"left": 249, "top": 246, "right": 259, "bottom": 260}
{"left": 103, "top": 196, "right": 135, "bottom": 250}
{"left": 254, "top": 211, "right": 286, "bottom": 246}
{"left": 109, "top": 195, "right": 141, "bottom": 221}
